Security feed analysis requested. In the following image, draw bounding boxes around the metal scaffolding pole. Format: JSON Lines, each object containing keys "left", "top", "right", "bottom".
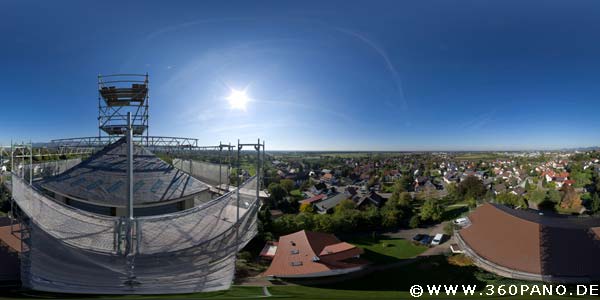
{"left": 29, "top": 140, "right": 32, "bottom": 185}
{"left": 236, "top": 139, "right": 241, "bottom": 250}
{"left": 228, "top": 143, "right": 232, "bottom": 191}
{"left": 255, "top": 139, "right": 260, "bottom": 203}
{"left": 218, "top": 141, "right": 222, "bottom": 190}
{"left": 125, "top": 112, "right": 135, "bottom": 257}
{"left": 262, "top": 140, "right": 265, "bottom": 191}
{"left": 10, "top": 139, "right": 14, "bottom": 233}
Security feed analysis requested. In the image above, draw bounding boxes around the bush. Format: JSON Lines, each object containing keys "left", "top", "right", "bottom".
{"left": 409, "top": 215, "right": 421, "bottom": 228}
{"left": 238, "top": 251, "right": 253, "bottom": 262}
{"left": 447, "top": 254, "right": 472, "bottom": 267}
{"left": 443, "top": 222, "right": 456, "bottom": 236}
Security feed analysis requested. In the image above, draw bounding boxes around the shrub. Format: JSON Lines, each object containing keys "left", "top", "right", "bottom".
{"left": 409, "top": 215, "right": 421, "bottom": 228}
{"left": 447, "top": 254, "right": 473, "bottom": 267}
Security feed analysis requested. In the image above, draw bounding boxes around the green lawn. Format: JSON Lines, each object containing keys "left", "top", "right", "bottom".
{"left": 0, "top": 286, "right": 265, "bottom": 299}
{"left": 442, "top": 205, "right": 470, "bottom": 221}
{"left": 348, "top": 236, "right": 428, "bottom": 264}
{"left": 1, "top": 258, "right": 588, "bottom": 300}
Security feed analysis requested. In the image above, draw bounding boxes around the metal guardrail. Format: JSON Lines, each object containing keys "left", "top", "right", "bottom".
{"left": 50, "top": 136, "right": 200, "bottom": 149}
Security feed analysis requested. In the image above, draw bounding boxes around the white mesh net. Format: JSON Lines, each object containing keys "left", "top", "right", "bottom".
{"left": 12, "top": 175, "right": 118, "bottom": 253}
{"left": 14, "top": 172, "right": 259, "bottom": 294}
{"left": 173, "top": 159, "right": 230, "bottom": 186}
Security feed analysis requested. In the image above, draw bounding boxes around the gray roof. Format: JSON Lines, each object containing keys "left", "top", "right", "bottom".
{"left": 316, "top": 193, "right": 348, "bottom": 212}
{"left": 40, "top": 138, "right": 209, "bottom": 207}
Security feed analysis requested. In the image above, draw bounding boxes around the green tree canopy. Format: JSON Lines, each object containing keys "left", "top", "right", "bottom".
{"left": 279, "top": 179, "right": 295, "bottom": 193}
{"left": 526, "top": 189, "right": 546, "bottom": 204}
{"left": 496, "top": 192, "right": 526, "bottom": 208}
{"left": 457, "top": 176, "right": 486, "bottom": 200}
{"left": 420, "top": 199, "right": 443, "bottom": 222}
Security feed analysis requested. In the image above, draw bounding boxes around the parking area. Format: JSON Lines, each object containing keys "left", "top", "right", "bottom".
{"left": 385, "top": 221, "right": 454, "bottom": 256}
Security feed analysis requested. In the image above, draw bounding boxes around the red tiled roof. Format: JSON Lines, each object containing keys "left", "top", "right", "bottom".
{"left": 300, "top": 194, "right": 326, "bottom": 204}
{"left": 0, "top": 224, "right": 21, "bottom": 253}
{"left": 319, "top": 242, "right": 356, "bottom": 256}
{"left": 263, "top": 230, "right": 366, "bottom": 278}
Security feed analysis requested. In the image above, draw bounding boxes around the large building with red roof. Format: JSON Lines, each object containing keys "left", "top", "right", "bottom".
{"left": 457, "top": 203, "right": 600, "bottom": 283}
{"left": 263, "top": 230, "right": 367, "bottom": 278}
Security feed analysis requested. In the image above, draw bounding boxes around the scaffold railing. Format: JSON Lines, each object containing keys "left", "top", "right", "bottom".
{"left": 50, "top": 136, "right": 200, "bottom": 149}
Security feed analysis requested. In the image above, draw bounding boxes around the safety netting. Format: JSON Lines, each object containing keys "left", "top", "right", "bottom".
{"left": 14, "top": 158, "right": 82, "bottom": 181}
{"left": 12, "top": 175, "right": 119, "bottom": 253}
{"left": 13, "top": 173, "right": 259, "bottom": 294}
{"left": 173, "top": 159, "right": 230, "bottom": 187}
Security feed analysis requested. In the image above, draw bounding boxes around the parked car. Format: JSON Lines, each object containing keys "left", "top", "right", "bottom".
{"left": 419, "top": 235, "right": 433, "bottom": 245}
{"left": 453, "top": 217, "right": 469, "bottom": 226}
{"left": 430, "top": 233, "right": 445, "bottom": 246}
{"left": 412, "top": 234, "right": 426, "bottom": 242}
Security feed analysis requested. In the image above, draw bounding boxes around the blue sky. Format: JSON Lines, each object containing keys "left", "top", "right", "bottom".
{"left": 2, "top": 0, "right": 600, "bottom": 151}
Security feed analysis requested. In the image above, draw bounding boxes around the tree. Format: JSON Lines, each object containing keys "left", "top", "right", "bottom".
{"left": 279, "top": 179, "right": 295, "bottom": 193}
{"left": 393, "top": 180, "right": 406, "bottom": 193}
{"left": 496, "top": 193, "right": 526, "bottom": 208}
{"left": 446, "top": 182, "right": 458, "bottom": 201}
{"left": 0, "top": 184, "right": 10, "bottom": 213}
{"left": 398, "top": 192, "right": 413, "bottom": 208}
{"left": 399, "top": 176, "right": 413, "bottom": 192}
{"left": 466, "top": 196, "right": 477, "bottom": 209}
{"left": 335, "top": 199, "right": 356, "bottom": 212}
{"left": 457, "top": 176, "right": 486, "bottom": 200}
{"left": 420, "top": 199, "right": 443, "bottom": 222}
{"left": 367, "top": 176, "right": 379, "bottom": 188}
{"left": 591, "top": 193, "right": 600, "bottom": 214}
{"left": 381, "top": 207, "right": 401, "bottom": 228}
{"left": 299, "top": 203, "right": 314, "bottom": 213}
{"left": 408, "top": 215, "right": 421, "bottom": 228}
{"left": 524, "top": 180, "right": 533, "bottom": 191}
{"left": 526, "top": 189, "right": 546, "bottom": 204}
{"left": 267, "top": 183, "right": 287, "bottom": 202}
{"left": 546, "top": 189, "right": 561, "bottom": 203}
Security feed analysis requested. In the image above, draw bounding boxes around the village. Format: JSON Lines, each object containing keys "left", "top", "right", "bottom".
{"left": 214, "top": 150, "right": 600, "bottom": 283}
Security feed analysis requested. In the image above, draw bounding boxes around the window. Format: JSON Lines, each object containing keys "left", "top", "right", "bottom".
{"left": 290, "top": 249, "right": 299, "bottom": 255}
{"left": 290, "top": 261, "right": 303, "bottom": 266}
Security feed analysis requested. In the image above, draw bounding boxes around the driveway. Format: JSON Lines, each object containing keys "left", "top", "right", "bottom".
{"left": 385, "top": 221, "right": 453, "bottom": 256}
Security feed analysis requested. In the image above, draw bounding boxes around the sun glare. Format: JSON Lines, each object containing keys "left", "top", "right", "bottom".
{"left": 226, "top": 88, "right": 250, "bottom": 110}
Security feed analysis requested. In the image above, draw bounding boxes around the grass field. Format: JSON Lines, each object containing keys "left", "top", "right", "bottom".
{"left": 453, "top": 153, "right": 506, "bottom": 161}
{"left": 347, "top": 236, "right": 428, "bottom": 264}
{"left": 1, "top": 257, "right": 589, "bottom": 300}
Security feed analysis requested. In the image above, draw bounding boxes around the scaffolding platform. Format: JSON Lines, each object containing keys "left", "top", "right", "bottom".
{"left": 98, "top": 74, "right": 149, "bottom": 137}
{"left": 99, "top": 84, "right": 148, "bottom": 106}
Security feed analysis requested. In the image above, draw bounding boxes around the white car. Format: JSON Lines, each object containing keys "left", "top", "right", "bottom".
{"left": 453, "top": 217, "right": 469, "bottom": 226}
{"left": 431, "top": 233, "right": 445, "bottom": 246}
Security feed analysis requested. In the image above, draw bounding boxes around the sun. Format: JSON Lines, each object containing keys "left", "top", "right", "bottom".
{"left": 226, "top": 88, "right": 250, "bottom": 110}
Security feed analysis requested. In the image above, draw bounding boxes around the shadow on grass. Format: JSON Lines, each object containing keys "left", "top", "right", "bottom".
{"left": 442, "top": 206, "right": 469, "bottom": 221}
{"left": 346, "top": 236, "right": 427, "bottom": 265}
{"left": 0, "top": 286, "right": 264, "bottom": 299}
{"left": 318, "top": 256, "right": 484, "bottom": 291}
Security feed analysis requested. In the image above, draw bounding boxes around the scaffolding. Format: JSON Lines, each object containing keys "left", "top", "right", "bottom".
{"left": 98, "top": 74, "right": 149, "bottom": 139}
{"left": 5, "top": 72, "right": 267, "bottom": 294}
{"left": 9, "top": 139, "right": 264, "bottom": 294}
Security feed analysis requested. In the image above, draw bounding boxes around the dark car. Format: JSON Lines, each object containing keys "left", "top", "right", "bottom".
{"left": 412, "top": 234, "right": 426, "bottom": 241}
{"left": 419, "top": 235, "right": 433, "bottom": 246}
